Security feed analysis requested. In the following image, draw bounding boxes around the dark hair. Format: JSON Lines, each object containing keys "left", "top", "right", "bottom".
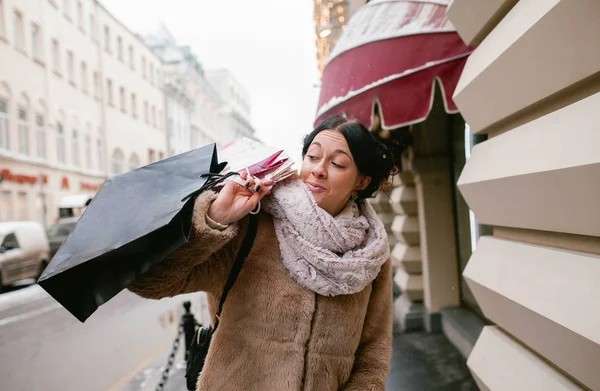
{"left": 302, "top": 115, "right": 396, "bottom": 200}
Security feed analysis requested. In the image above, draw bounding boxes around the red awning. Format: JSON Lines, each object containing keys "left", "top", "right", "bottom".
{"left": 315, "top": 0, "right": 473, "bottom": 129}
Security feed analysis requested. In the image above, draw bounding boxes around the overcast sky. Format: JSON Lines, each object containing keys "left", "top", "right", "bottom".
{"left": 101, "top": 0, "right": 321, "bottom": 164}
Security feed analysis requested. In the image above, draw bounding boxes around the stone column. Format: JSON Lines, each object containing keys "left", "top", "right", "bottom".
{"left": 389, "top": 172, "right": 425, "bottom": 331}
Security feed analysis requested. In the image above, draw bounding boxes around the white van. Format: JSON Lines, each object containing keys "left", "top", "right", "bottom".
{"left": 58, "top": 194, "right": 92, "bottom": 219}
{"left": 0, "top": 222, "right": 50, "bottom": 291}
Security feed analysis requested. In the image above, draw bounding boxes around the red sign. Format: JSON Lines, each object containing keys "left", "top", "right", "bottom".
{"left": 61, "top": 177, "right": 70, "bottom": 189}
{"left": 1, "top": 169, "right": 47, "bottom": 185}
{"left": 80, "top": 181, "right": 102, "bottom": 192}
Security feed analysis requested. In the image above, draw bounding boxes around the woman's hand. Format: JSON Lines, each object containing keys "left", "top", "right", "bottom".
{"left": 207, "top": 171, "right": 274, "bottom": 225}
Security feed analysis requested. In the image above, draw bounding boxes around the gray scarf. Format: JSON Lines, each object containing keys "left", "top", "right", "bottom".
{"left": 262, "top": 178, "right": 389, "bottom": 296}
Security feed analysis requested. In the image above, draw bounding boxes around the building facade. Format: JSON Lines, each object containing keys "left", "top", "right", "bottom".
{"left": 1, "top": 0, "right": 104, "bottom": 227}
{"left": 448, "top": 0, "right": 600, "bottom": 389}
{"left": 147, "top": 27, "right": 199, "bottom": 156}
{"left": 97, "top": 5, "right": 166, "bottom": 173}
{"left": 0, "top": 0, "right": 165, "bottom": 226}
{"left": 206, "top": 69, "right": 255, "bottom": 143}
{"left": 1, "top": 1, "right": 256, "bottom": 227}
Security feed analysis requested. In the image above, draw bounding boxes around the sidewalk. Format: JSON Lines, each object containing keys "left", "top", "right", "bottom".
{"left": 385, "top": 331, "right": 476, "bottom": 391}
{"left": 121, "top": 329, "right": 476, "bottom": 391}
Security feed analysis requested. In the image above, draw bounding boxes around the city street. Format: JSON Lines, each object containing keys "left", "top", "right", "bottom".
{"left": 0, "top": 282, "right": 210, "bottom": 391}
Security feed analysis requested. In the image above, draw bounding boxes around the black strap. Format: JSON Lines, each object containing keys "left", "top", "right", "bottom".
{"left": 213, "top": 213, "right": 258, "bottom": 330}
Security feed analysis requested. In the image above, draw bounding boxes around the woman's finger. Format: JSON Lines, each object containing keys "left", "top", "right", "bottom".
{"left": 253, "top": 179, "right": 265, "bottom": 193}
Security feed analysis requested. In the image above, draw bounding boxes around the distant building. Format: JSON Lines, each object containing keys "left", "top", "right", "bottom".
{"left": 147, "top": 27, "right": 208, "bottom": 156}
{"left": 206, "top": 69, "right": 255, "bottom": 143}
{"left": 0, "top": 2, "right": 254, "bottom": 225}
{"left": 98, "top": 5, "right": 166, "bottom": 174}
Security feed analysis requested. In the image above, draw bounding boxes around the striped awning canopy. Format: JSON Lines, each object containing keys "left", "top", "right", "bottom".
{"left": 315, "top": 0, "right": 473, "bottom": 129}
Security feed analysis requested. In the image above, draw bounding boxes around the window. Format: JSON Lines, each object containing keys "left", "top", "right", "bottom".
{"left": 141, "top": 56, "right": 146, "bottom": 79}
{"left": 93, "top": 71, "right": 99, "bottom": 98}
{"left": 106, "top": 79, "right": 113, "bottom": 105}
{"left": 96, "top": 137, "right": 103, "bottom": 170}
{"left": 148, "top": 148, "right": 155, "bottom": 163}
{"left": 149, "top": 63, "right": 154, "bottom": 84}
{"left": 72, "top": 128, "right": 79, "bottom": 166}
{"left": 62, "top": 0, "right": 71, "bottom": 20}
{"left": 158, "top": 151, "right": 164, "bottom": 161}
{"left": 119, "top": 86, "right": 125, "bottom": 113}
{"left": 67, "top": 50, "right": 75, "bottom": 84}
{"left": 16, "top": 191, "right": 27, "bottom": 220}
{"left": 36, "top": 113, "right": 45, "bottom": 159}
{"left": 56, "top": 122, "right": 65, "bottom": 163}
{"left": 0, "top": 1, "right": 6, "bottom": 38}
{"left": 0, "top": 191, "right": 11, "bottom": 221}
{"left": 80, "top": 62, "right": 87, "bottom": 93}
{"left": 18, "top": 106, "right": 28, "bottom": 155}
{"left": 128, "top": 153, "right": 139, "bottom": 171}
{"left": 128, "top": 45, "right": 134, "bottom": 69}
{"left": 111, "top": 149, "right": 124, "bottom": 175}
{"left": 130, "top": 93, "right": 137, "bottom": 118}
{"left": 151, "top": 106, "right": 156, "bottom": 127}
{"left": 89, "top": 14, "right": 95, "bottom": 41}
{"left": 85, "top": 133, "right": 92, "bottom": 168}
{"left": 47, "top": 221, "right": 76, "bottom": 239}
{"left": 52, "top": 39, "right": 60, "bottom": 73}
{"left": 13, "top": 11, "right": 24, "bottom": 51}
{"left": 103, "top": 25, "right": 110, "bottom": 53}
{"left": 157, "top": 110, "right": 162, "bottom": 129}
{"left": 143, "top": 101, "right": 148, "bottom": 123}
{"left": 76, "top": 1, "right": 83, "bottom": 30}
{"left": 0, "top": 98, "right": 8, "bottom": 150}
{"left": 31, "top": 23, "right": 42, "bottom": 60}
{"left": 1, "top": 232, "right": 19, "bottom": 250}
{"left": 117, "top": 36, "right": 123, "bottom": 61}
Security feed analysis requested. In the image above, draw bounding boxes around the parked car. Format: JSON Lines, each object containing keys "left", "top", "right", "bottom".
{"left": 46, "top": 217, "right": 79, "bottom": 259}
{"left": 0, "top": 221, "right": 50, "bottom": 291}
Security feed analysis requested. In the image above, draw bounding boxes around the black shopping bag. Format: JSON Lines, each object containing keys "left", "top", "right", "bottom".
{"left": 38, "top": 144, "right": 227, "bottom": 322}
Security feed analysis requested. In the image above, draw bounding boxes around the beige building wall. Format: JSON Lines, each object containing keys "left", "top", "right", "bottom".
{"left": 447, "top": 0, "right": 600, "bottom": 389}
{"left": 0, "top": 0, "right": 105, "bottom": 227}
{"left": 97, "top": 4, "right": 166, "bottom": 173}
{"left": 0, "top": 0, "right": 167, "bottom": 226}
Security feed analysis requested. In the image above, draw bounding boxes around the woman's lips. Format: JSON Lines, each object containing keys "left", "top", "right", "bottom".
{"left": 306, "top": 182, "right": 327, "bottom": 192}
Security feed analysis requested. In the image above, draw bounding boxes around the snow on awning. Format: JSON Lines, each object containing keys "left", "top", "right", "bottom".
{"left": 315, "top": 0, "right": 473, "bottom": 129}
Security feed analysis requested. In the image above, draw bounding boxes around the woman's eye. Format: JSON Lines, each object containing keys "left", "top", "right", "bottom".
{"left": 332, "top": 162, "right": 345, "bottom": 168}
{"left": 307, "top": 155, "right": 318, "bottom": 161}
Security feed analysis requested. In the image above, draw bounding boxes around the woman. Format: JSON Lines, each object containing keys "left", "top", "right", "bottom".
{"left": 129, "top": 115, "right": 396, "bottom": 390}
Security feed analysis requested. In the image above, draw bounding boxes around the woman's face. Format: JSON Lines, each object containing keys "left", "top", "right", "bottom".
{"left": 300, "top": 130, "right": 370, "bottom": 216}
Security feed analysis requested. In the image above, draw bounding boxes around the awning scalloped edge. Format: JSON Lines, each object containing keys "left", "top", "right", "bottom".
{"left": 316, "top": 51, "right": 473, "bottom": 118}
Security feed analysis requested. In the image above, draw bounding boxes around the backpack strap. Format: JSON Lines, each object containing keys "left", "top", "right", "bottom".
{"left": 213, "top": 213, "right": 258, "bottom": 330}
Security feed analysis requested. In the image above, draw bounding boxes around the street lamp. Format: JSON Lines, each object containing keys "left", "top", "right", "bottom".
{"left": 319, "top": 25, "right": 333, "bottom": 38}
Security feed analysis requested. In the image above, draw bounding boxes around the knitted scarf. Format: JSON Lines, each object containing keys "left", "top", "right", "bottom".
{"left": 262, "top": 178, "right": 390, "bottom": 296}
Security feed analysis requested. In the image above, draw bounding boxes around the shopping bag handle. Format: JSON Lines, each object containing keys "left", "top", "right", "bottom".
{"left": 181, "top": 171, "right": 240, "bottom": 203}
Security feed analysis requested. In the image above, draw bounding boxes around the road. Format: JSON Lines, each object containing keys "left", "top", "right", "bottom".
{"left": 0, "top": 282, "right": 210, "bottom": 391}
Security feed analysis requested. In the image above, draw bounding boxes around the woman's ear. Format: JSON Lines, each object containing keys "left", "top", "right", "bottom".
{"left": 354, "top": 176, "right": 371, "bottom": 192}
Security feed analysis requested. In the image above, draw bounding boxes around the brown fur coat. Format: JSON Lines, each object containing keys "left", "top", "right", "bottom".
{"left": 129, "top": 192, "right": 393, "bottom": 390}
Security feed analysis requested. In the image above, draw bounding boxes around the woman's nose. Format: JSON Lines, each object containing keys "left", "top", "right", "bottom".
{"left": 311, "top": 162, "right": 327, "bottom": 178}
